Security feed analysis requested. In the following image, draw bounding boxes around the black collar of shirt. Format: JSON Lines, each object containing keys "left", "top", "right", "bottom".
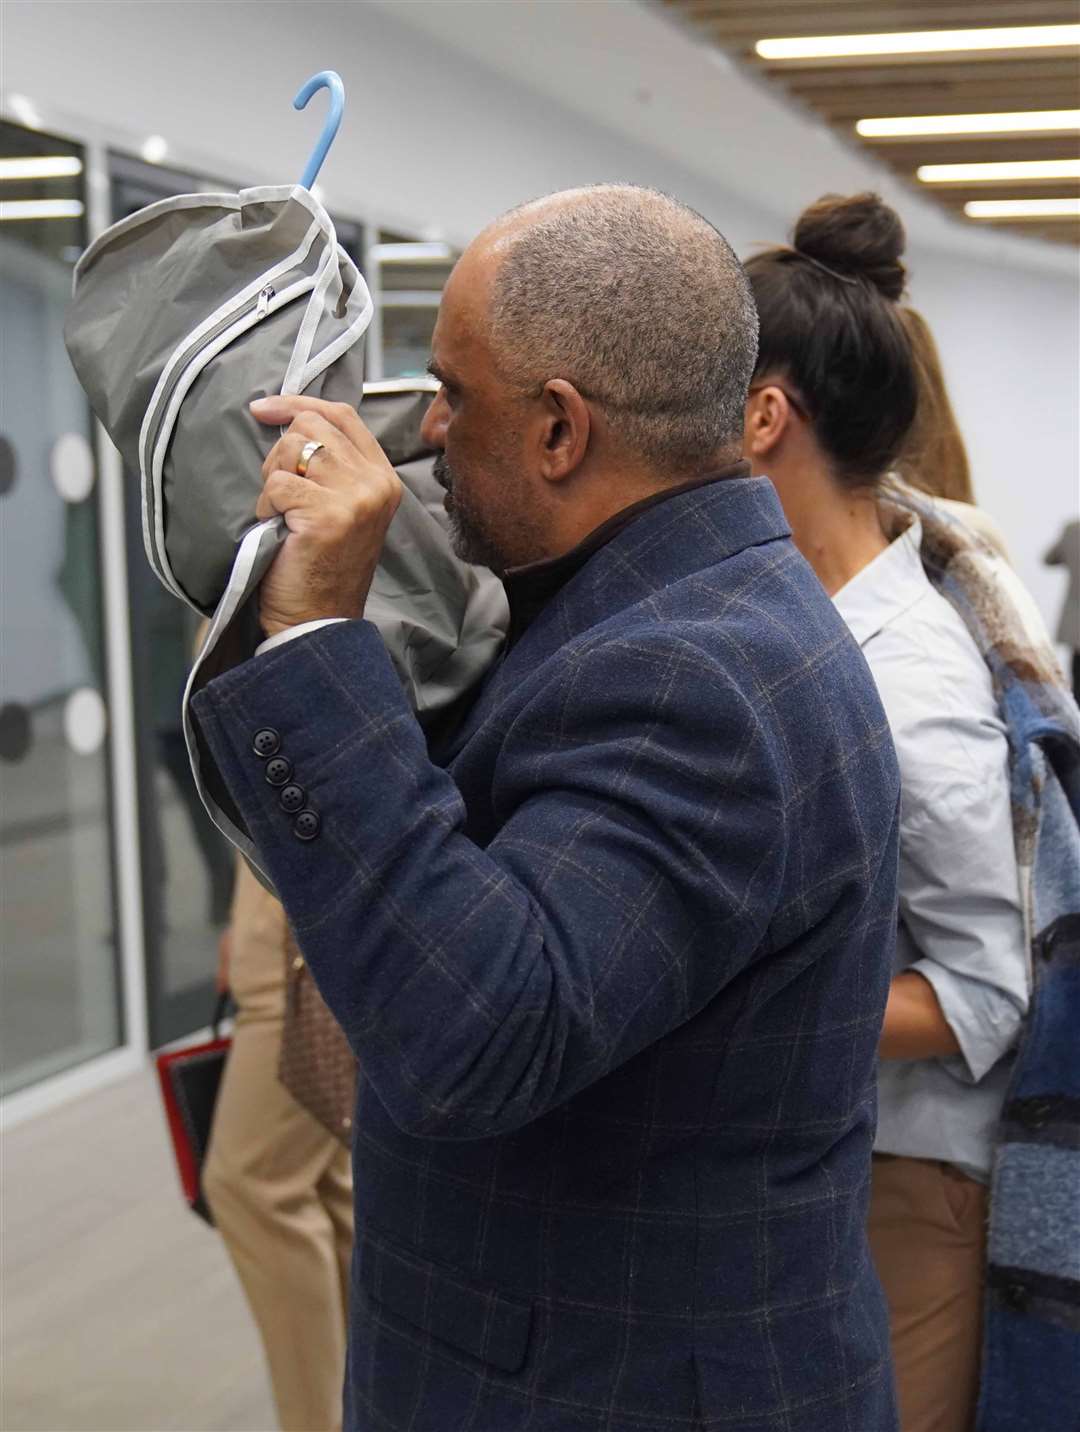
{"left": 501, "top": 460, "right": 751, "bottom": 645}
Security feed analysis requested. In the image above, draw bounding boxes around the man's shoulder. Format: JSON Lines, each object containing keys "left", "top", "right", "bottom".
{"left": 517, "top": 548, "right": 887, "bottom": 770}
{"left": 589, "top": 537, "right": 870, "bottom": 700}
{"left": 460, "top": 505, "right": 891, "bottom": 793}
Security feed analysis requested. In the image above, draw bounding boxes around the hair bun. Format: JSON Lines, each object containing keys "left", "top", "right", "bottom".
{"left": 793, "top": 192, "right": 907, "bottom": 301}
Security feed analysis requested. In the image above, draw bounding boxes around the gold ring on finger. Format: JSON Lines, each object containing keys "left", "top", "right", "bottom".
{"left": 296, "top": 439, "right": 325, "bottom": 478}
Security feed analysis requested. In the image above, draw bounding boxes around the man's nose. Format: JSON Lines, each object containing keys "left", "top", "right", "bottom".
{"left": 421, "top": 389, "right": 449, "bottom": 449}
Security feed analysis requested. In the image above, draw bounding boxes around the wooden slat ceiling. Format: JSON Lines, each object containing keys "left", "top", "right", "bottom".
{"left": 663, "top": 0, "right": 1080, "bottom": 247}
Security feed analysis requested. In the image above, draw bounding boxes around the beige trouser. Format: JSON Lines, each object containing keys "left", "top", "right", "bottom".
{"left": 868, "top": 1153, "right": 988, "bottom": 1432}
{"left": 204, "top": 862, "right": 354, "bottom": 1432}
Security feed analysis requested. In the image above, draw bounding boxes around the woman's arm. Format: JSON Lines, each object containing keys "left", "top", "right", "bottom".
{"left": 863, "top": 616, "right": 1028, "bottom": 1080}
{"left": 879, "top": 970, "right": 961, "bottom": 1060}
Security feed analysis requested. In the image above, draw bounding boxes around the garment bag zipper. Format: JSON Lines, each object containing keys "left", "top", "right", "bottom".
{"left": 143, "top": 274, "right": 311, "bottom": 596}
{"left": 147, "top": 284, "right": 283, "bottom": 467}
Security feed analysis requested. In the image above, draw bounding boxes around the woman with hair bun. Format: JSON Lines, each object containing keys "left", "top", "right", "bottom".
{"left": 742, "top": 193, "right": 1030, "bottom": 1432}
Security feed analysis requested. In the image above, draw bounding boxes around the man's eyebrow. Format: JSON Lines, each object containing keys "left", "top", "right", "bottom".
{"left": 426, "top": 358, "right": 451, "bottom": 385}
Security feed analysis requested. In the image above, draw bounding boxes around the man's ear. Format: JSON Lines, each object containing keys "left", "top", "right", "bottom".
{"left": 535, "top": 379, "right": 590, "bottom": 483}
{"left": 745, "top": 385, "right": 794, "bottom": 461}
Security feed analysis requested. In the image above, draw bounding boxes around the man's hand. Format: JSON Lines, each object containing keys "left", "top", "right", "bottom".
{"left": 250, "top": 395, "right": 403, "bottom": 639}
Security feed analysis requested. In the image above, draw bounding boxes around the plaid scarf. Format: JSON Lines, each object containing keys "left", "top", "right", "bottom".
{"left": 883, "top": 481, "right": 1080, "bottom": 1432}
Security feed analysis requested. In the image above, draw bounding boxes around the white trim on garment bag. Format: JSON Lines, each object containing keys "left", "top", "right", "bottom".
{"left": 238, "top": 183, "right": 338, "bottom": 235}
{"left": 182, "top": 518, "right": 282, "bottom": 889}
{"left": 297, "top": 259, "right": 375, "bottom": 394}
{"left": 280, "top": 233, "right": 342, "bottom": 396}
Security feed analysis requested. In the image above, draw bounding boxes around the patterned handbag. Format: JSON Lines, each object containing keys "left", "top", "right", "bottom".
{"left": 278, "top": 930, "right": 357, "bottom": 1146}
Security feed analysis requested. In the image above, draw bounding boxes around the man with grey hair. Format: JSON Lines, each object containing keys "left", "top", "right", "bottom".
{"left": 427, "top": 185, "right": 760, "bottom": 576}
{"left": 193, "top": 184, "right": 901, "bottom": 1430}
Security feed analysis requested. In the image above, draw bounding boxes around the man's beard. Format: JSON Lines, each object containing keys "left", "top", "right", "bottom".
{"left": 433, "top": 452, "right": 511, "bottom": 573}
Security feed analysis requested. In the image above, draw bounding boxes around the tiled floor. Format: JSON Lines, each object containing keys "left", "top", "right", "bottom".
{"left": 2, "top": 1066, "right": 278, "bottom": 1432}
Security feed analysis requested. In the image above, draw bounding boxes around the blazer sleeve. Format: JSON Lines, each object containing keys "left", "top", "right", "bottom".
{"left": 190, "top": 617, "right": 787, "bottom": 1139}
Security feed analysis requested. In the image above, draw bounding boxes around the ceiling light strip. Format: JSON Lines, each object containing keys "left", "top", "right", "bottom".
{"left": 0, "top": 156, "right": 83, "bottom": 180}
{"left": 857, "top": 111, "right": 1080, "bottom": 139}
{"left": 0, "top": 198, "right": 86, "bottom": 221}
{"left": 918, "top": 158, "right": 1080, "bottom": 183}
{"left": 368, "top": 241, "right": 455, "bottom": 264}
{"left": 756, "top": 25, "right": 1080, "bottom": 62}
{"left": 965, "top": 198, "right": 1080, "bottom": 219}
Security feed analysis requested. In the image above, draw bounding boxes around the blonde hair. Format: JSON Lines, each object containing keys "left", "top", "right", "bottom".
{"left": 895, "top": 307, "right": 974, "bottom": 503}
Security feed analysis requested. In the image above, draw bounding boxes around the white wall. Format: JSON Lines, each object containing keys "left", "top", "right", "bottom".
{"left": 2, "top": 1, "right": 787, "bottom": 249}
{"left": 906, "top": 251, "right": 1078, "bottom": 637}
{"left": 4, "top": 0, "right": 1077, "bottom": 634}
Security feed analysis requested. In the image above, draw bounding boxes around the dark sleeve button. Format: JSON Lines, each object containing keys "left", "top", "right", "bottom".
{"left": 280, "top": 783, "right": 306, "bottom": 813}
{"left": 265, "top": 756, "right": 293, "bottom": 787}
{"left": 252, "top": 727, "right": 280, "bottom": 758}
{"left": 293, "top": 809, "right": 321, "bottom": 841}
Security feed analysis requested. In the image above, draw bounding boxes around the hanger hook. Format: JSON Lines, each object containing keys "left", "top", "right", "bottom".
{"left": 293, "top": 70, "right": 345, "bottom": 191}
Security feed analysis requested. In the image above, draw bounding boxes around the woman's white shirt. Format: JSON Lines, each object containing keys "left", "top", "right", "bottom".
{"left": 833, "top": 517, "right": 1028, "bottom": 1181}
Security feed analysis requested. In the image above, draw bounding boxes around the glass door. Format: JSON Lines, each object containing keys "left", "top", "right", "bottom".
{"left": 0, "top": 120, "right": 122, "bottom": 1093}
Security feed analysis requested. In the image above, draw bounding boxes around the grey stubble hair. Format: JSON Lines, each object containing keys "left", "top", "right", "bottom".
{"left": 487, "top": 184, "right": 759, "bottom": 474}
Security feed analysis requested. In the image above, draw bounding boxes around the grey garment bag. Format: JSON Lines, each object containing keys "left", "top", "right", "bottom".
{"left": 64, "top": 186, "right": 507, "bottom": 891}
{"left": 65, "top": 185, "right": 372, "bottom": 613}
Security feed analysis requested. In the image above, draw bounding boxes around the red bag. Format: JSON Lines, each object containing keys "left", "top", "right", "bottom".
{"left": 155, "top": 995, "right": 231, "bottom": 1224}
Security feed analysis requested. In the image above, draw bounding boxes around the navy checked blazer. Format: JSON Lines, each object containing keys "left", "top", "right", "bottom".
{"left": 193, "top": 476, "right": 901, "bottom": 1432}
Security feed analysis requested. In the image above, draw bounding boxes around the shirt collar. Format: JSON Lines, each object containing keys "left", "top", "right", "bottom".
{"left": 832, "top": 514, "right": 930, "bottom": 648}
{"left": 502, "top": 460, "right": 750, "bottom": 644}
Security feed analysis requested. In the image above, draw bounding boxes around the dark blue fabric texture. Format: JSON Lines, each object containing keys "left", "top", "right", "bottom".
{"left": 193, "top": 476, "right": 902, "bottom": 1431}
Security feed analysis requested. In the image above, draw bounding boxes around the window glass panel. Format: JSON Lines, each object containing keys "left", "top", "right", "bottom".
{"left": 382, "top": 306, "right": 441, "bottom": 379}
{"left": 376, "top": 227, "right": 455, "bottom": 293}
{"left": 0, "top": 120, "right": 121, "bottom": 1094}
{"left": 374, "top": 229, "right": 456, "bottom": 378}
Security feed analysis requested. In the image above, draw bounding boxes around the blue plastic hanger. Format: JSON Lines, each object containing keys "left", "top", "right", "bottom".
{"left": 294, "top": 70, "right": 345, "bottom": 190}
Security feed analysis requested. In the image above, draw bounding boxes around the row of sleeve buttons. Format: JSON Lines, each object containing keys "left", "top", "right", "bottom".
{"left": 252, "top": 728, "right": 321, "bottom": 841}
